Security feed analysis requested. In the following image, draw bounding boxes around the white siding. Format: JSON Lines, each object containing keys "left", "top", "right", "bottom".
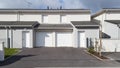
{"left": 0, "top": 12, "right": 90, "bottom": 24}
{"left": 60, "top": 15, "right": 67, "bottom": 23}
{"left": 42, "top": 15, "right": 48, "bottom": 23}
{"left": 20, "top": 14, "right": 42, "bottom": 23}
{"left": 13, "top": 29, "right": 33, "bottom": 48}
{"left": 106, "top": 13, "right": 120, "bottom": 20}
{"left": 0, "top": 30, "right": 7, "bottom": 48}
{"left": 47, "top": 15, "right": 60, "bottom": 24}
{"left": 104, "top": 21, "right": 118, "bottom": 39}
{"left": 0, "top": 30, "right": 6, "bottom": 39}
{"left": 0, "top": 14, "right": 17, "bottom": 21}
{"left": 78, "top": 29, "right": 99, "bottom": 39}
{"left": 94, "top": 12, "right": 120, "bottom": 39}
{"left": 67, "top": 14, "right": 90, "bottom": 22}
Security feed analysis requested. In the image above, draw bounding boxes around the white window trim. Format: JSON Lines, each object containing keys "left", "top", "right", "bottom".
{"left": 42, "top": 15, "right": 48, "bottom": 23}
{"left": 60, "top": 15, "right": 67, "bottom": 23}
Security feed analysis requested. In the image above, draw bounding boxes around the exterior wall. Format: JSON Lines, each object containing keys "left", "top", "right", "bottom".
{"left": 0, "top": 12, "right": 90, "bottom": 24}
{"left": 0, "top": 13, "right": 17, "bottom": 21}
{"left": 12, "top": 29, "right": 33, "bottom": 48}
{"left": 78, "top": 29, "right": 99, "bottom": 39}
{"left": 104, "top": 21, "right": 118, "bottom": 39}
{"left": 0, "top": 41, "right": 4, "bottom": 61}
{"left": 0, "top": 30, "right": 7, "bottom": 47}
{"left": 47, "top": 14, "right": 60, "bottom": 24}
{"left": 73, "top": 28, "right": 99, "bottom": 48}
{"left": 94, "top": 12, "right": 119, "bottom": 39}
{"left": 94, "top": 13, "right": 106, "bottom": 31}
{"left": 119, "top": 28, "right": 120, "bottom": 39}
{"left": 20, "top": 13, "right": 42, "bottom": 22}
{"left": 0, "top": 10, "right": 91, "bottom": 48}
{"left": 67, "top": 14, "right": 90, "bottom": 22}
{"left": 0, "top": 30, "right": 6, "bottom": 39}
{"left": 94, "top": 10, "right": 120, "bottom": 52}
{"left": 0, "top": 29, "right": 34, "bottom": 48}
{"left": 106, "top": 12, "right": 120, "bottom": 20}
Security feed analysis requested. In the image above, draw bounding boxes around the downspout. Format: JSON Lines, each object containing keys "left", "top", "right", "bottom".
{"left": 117, "top": 24, "right": 120, "bottom": 40}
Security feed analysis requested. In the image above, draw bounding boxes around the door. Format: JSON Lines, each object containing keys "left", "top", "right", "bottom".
{"left": 36, "top": 32, "right": 53, "bottom": 47}
{"left": 78, "top": 32, "right": 86, "bottom": 48}
{"left": 22, "top": 31, "right": 30, "bottom": 48}
{"left": 56, "top": 32, "right": 72, "bottom": 47}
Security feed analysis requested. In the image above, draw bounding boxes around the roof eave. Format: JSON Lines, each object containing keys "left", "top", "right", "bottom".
{"left": 0, "top": 9, "right": 90, "bottom": 13}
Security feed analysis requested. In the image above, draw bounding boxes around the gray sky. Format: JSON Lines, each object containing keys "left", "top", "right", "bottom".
{"left": 0, "top": 0, "right": 120, "bottom": 13}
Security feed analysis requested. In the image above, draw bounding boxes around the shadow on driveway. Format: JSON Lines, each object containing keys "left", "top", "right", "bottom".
{"left": 116, "top": 60, "right": 120, "bottom": 63}
{"left": 102, "top": 52, "right": 120, "bottom": 63}
{"left": 0, "top": 55, "right": 35, "bottom": 66}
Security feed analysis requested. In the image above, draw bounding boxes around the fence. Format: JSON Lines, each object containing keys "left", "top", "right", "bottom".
{"left": 101, "top": 39, "right": 120, "bottom": 52}
{"left": 87, "top": 38, "right": 120, "bottom": 52}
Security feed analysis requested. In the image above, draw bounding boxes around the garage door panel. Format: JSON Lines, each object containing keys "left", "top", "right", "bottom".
{"left": 56, "top": 32, "right": 72, "bottom": 47}
{"left": 36, "top": 32, "right": 53, "bottom": 47}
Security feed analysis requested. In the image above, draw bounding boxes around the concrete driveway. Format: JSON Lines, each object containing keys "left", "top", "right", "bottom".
{"left": 0, "top": 48, "right": 120, "bottom": 68}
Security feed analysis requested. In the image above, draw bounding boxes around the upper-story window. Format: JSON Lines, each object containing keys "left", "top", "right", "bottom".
{"left": 42, "top": 15, "right": 48, "bottom": 23}
{"left": 60, "top": 15, "right": 67, "bottom": 23}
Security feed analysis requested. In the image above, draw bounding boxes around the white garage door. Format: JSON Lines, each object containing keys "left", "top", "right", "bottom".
{"left": 56, "top": 32, "right": 72, "bottom": 47}
{"left": 78, "top": 32, "right": 86, "bottom": 48}
{"left": 36, "top": 32, "right": 54, "bottom": 47}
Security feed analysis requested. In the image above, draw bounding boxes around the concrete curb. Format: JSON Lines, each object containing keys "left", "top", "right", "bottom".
{"left": 84, "top": 50, "right": 103, "bottom": 61}
{"left": 4, "top": 49, "right": 22, "bottom": 61}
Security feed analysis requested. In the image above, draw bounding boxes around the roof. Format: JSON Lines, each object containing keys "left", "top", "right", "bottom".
{"left": 37, "top": 24, "right": 73, "bottom": 29}
{"left": 0, "top": 9, "right": 90, "bottom": 13}
{"left": 71, "top": 20, "right": 99, "bottom": 26}
{"left": 92, "top": 9, "right": 120, "bottom": 18}
{"left": 105, "top": 20, "right": 120, "bottom": 24}
{"left": 71, "top": 20, "right": 99, "bottom": 29}
{"left": 71, "top": 21, "right": 99, "bottom": 26}
{"left": 0, "top": 21, "right": 39, "bottom": 28}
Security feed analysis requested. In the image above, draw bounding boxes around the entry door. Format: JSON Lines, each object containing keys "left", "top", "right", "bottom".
{"left": 22, "top": 31, "right": 30, "bottom": 48}
{"left": 78, "top": 32, "right": 86, "bottom": 48}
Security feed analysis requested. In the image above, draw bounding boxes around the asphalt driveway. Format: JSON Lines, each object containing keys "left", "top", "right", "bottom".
{"left": 102, "top": 52, "right": 120, "bottom": 62}
{"left": 0, "top": 47, "right": 120, "bottom": 68}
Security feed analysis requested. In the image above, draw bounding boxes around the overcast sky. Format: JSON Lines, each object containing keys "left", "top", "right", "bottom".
{"left": 0, "top": 0, "right": 120, "bottom": 13}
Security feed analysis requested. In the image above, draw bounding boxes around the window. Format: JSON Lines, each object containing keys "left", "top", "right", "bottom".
{"left": 42, "top": 15, "right": 48, "bottom": 23}
{"left": 60, "top": 15, "right": 67, "bottom": 23}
